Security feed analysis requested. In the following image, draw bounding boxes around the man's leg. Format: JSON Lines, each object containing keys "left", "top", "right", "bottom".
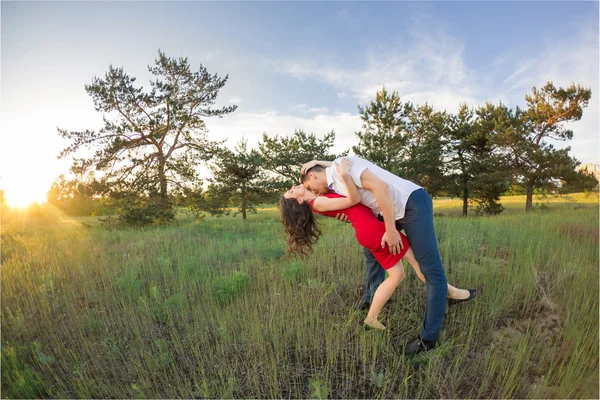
{"left": 363, "top": 248, "right": 386, "bottom": 305}
{"left": 397, "top": 189, "right": 448, "bottom": 343}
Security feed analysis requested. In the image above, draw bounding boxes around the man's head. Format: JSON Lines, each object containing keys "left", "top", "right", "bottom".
{"left": 300, "top": 165, "right": 329, "bottom": 195}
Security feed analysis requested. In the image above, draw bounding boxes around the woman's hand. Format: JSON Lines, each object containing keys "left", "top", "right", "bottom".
{"left": 334, "top": 157, "right": 353, "bottom": 176}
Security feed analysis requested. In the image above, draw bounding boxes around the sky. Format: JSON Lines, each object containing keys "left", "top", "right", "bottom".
{"left": 1, "top": 1, "right": 599, "bottom": 207}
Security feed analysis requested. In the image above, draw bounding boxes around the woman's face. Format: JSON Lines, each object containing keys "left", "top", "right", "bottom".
{"left": 283, "top": 184, "right": 306, "bottom": 202}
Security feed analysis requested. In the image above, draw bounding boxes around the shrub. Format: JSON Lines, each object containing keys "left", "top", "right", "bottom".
{"left": 281, "top": 261, "right": 309, "bottom": 282}
{"left": 212, "top": 272, "right": 251, "bottom": 304}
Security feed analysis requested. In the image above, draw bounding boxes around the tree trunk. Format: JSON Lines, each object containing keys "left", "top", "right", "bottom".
{"left": 459, "top": 151, "right": 468, "bottom": 217}
{"left": 242, "top": 182, "right": 247, "bottom": 220}
{"left": 158, "top": 158, "right": 168, "bottom": 201}
{"left": 525, "top": 181, "right": 534, "bottom": 212}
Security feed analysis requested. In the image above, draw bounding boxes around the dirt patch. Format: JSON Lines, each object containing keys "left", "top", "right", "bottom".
{"left": 493, "top": 297, "right": 561, "bottom": 342}
{"left": 480, "top": 244, "right": 512, "bottom": 261}
{"left": 559, "top": 224, "right": 599, "bottom": 244}
{"left": 491, "top": 297, "right": 564, "bottom": 397}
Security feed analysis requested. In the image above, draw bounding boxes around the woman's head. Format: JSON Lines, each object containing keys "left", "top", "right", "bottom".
{"left": 280, "top": 188, "right": 322, "bottom": 258}
{"left": 283, "top": 184, "right": 309, "bottom": 202}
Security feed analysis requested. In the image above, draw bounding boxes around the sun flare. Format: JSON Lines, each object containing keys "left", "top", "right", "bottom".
{"left": 2, "top": 188, "right": 47, "bottom": 209}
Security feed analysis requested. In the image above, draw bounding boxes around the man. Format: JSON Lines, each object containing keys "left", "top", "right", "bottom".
{"left": 300, "top": 156, "right": 451, "bottom": 355}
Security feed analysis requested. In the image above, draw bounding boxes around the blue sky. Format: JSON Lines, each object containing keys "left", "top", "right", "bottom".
{"left": 1, "top": 1, "right": 598, "bottom": 206}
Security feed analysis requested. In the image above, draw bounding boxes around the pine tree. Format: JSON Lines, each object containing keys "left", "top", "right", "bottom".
{"left": 58, "top": 50, "right": 236, "bottom": 224}
{"left": 507, "top": 82, "right": 591, "bottom": 211}
{"left": 352, "top": 87, "right": 412, "bottom": 175}
{"left": 208, "top": 139, "right": 276, "bottom": 220}
{"left": 258, "top": 130, "right": 342, "bottom": 189}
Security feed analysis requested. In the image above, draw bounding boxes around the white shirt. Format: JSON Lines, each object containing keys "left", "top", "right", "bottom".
{"left": 326, "top": 156, "right": 421, "bottom": 220}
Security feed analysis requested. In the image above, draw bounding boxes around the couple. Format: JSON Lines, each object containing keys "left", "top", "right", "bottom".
{"left": 280, "top": 156, "right": 476, "bottom": 355}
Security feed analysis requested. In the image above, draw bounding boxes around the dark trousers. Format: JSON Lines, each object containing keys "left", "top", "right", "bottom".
{"left": 363, "top": 247, "right": 386, "bottom": 304}
{"left": 363, "top": 188, "right": 447, "bottom": 341}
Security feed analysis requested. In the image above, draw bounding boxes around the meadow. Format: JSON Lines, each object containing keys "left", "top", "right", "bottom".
{"left": 1, "top": 193, "right": 598, "bottom": 398}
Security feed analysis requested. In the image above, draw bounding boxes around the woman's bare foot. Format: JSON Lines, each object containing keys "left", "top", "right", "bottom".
{"left": 364, "top": 317, "right": 386, "bottom": 330}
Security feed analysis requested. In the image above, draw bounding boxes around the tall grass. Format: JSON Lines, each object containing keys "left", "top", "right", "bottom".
{"left": 1, "top": 196, "right": 598, "bottom": 398}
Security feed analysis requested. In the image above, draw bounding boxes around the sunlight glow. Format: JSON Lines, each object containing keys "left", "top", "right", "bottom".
{"left": 0, "top": 177, "right": 50, "bottom": 208}
{"left": 3, "top": 191, "right": 46, "bottom": 208}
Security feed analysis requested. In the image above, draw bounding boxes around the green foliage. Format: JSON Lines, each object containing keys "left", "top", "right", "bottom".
{"left": 118, "top": 194, "right": 175, "bottom": 227}
{"left": 212, "top": 272, "right": 251, "bottom": 304}
{"left": 259, "top": 129, "right": 344, "bottom": 189}
{"left": 32, "top": 341, "right": 56, "bottom": 365}
{"left": 352, "top": 87, "right": 412, "bottom": 175}
{"left": 444, "top": 103, "right": 512, "bottom": 215}
{"left": 46, "top": 173, "right": 112, "bottom": 216}
{"left": 57, "top": 50, "right": 236, "bottom": 224}
{"left": 256, "top": 244, "right": 285, "bottom": 260}
{"left": 97, "top": 191, "right": 177, "bottom": 227}
{"left": 558, "top": 168, "right": 599, "bottom": 194}
{"left": 1, "top": 345, "right": 47, "bottom": 398}
{"left": 403, "top": 103, "right": 448, "bottom": 196}
{"left": 114, "top": 270, "right": 143, "bottom": 298}
{"left": 370, "top": 367, "right": 389, "bottom": 388}
{"left": 179, "top": 184, "right": 227, "bottom": 220}
{"left": 130, "top": 383, "right": 148, "bottom": 399}
{"left": 504, "top": 183, "right": 527, "bottom": 196}
{"left": 281, "top": 260, "right": 309, "bottom": 282}
{"left": 309, "top": 378, "right": 330, "bottom": 399}
{"left": 505, "top": 81, "right": 592, "bottom": 211}
{"left": 207, "top": 139, "right": 277, "bottom": 220}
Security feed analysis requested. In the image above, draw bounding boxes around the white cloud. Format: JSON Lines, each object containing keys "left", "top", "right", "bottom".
{"left": 290, "top": 104, "right": 328, "bottom": 114}
{"left": 266, "top": 19, "right": 479, "bottom": 115}
{"left": 307, "top": 107, "right": 328, "bottom": 114}
{"left": 203, "top": 109, "right": 362, "bottom": 158}
{"left": 492, "top": 26, "right": 599, "bottom": 165}
{"left": 229, "top": 96, "right": 242, "bottom": 104}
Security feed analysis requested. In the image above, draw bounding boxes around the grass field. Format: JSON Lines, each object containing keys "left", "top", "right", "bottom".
{"left": 1, "top": 193, "right": 598, "bottom": 398}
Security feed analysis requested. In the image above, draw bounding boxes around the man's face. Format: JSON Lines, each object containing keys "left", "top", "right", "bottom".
{"left": 303, "top": 173, "right": 329, "bottom": 195}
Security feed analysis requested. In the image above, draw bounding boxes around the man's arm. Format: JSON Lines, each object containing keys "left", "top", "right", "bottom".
{"left": 359, "top": 169, "right": 404, "bottom": 255}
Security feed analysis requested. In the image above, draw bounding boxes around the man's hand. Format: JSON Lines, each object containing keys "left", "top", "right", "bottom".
{"left": 334, "top": 213, "right": 350, "bottom": 223}
{"left": 381, "top": 230, "right": 403, "bottom": 255}
{"left": 300, "top": 160, "right": 332, "bottom": 175}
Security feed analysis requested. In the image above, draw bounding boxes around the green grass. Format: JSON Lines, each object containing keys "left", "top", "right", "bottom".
{"left": 1, "top": 195, "right": 598, "bottom": 398}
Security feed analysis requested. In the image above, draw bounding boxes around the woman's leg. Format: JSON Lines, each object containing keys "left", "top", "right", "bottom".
{"left": 403, "top": 247, "right": 470, "bottom": 300}
{"left": 364, "top": 262, "right": 405, "bottom": 330}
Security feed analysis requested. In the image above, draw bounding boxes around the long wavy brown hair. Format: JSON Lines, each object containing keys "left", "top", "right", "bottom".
{"left": 280, "top": 196, "right": 322, "bottom": 258}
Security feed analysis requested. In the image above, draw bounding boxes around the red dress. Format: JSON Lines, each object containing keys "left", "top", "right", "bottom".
{"left": 308, "top": 193, "right": 410, "bottom": 270}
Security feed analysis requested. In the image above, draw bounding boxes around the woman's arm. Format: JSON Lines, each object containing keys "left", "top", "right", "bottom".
{"left": 337, "top": 158, "right": 361, "bottom": 205}
{"left": 312, "top": 158, "right": 361, "bottom": 212}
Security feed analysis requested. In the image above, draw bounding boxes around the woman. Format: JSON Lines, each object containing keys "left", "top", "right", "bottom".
{"left": 280, "top": 158, "right": 476, "bottom": 330}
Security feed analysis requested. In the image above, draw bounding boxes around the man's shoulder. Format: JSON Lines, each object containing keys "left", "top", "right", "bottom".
{"left": 346, "top": 156, "right": 371, "bottom": 164}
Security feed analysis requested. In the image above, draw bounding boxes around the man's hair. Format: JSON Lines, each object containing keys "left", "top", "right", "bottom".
{"left": 300, "top": 165, "right": 325, "bottom": 184}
